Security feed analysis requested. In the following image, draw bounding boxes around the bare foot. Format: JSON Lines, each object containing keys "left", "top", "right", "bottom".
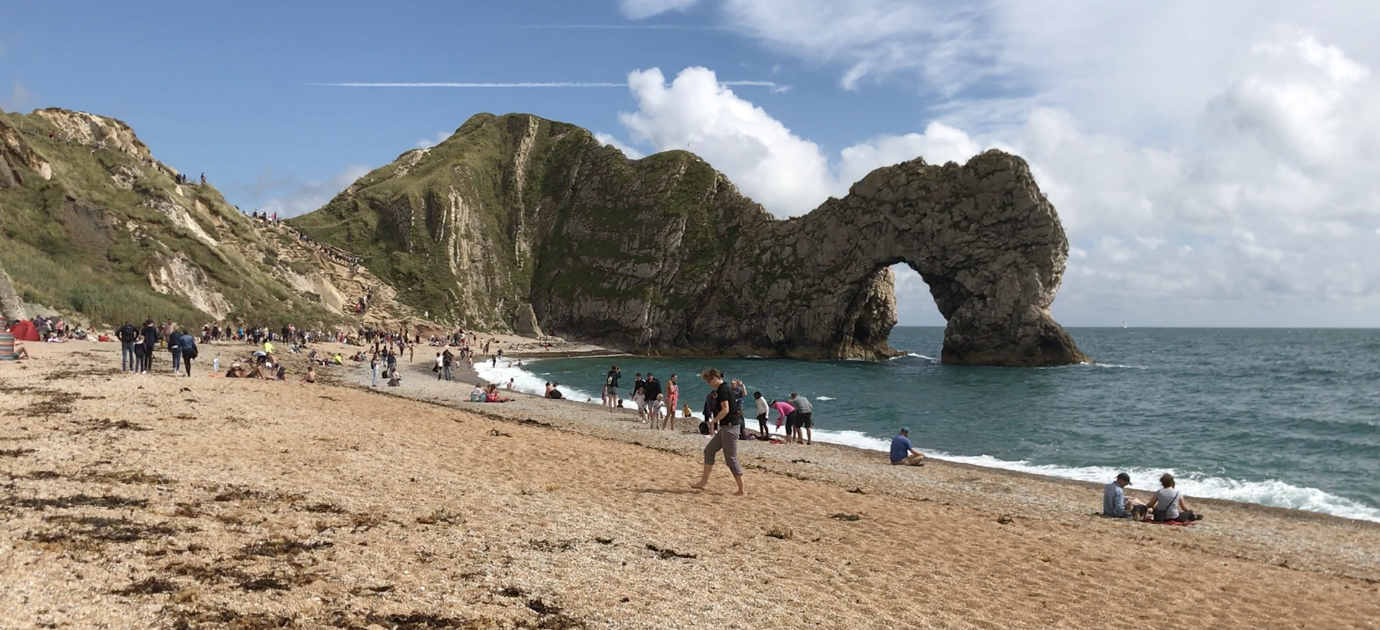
{"left": 734, "top": 490, "right": 746, "bottom": 496}
{"left": 689, "top": 483, "right": 707, "bottom": 491}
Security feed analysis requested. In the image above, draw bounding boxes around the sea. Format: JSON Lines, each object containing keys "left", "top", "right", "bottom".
{"left": 475, "top": 327, "right": 1380, "bottom": 522}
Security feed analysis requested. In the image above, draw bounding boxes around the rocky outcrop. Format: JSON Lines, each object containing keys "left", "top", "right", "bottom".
{"left": 0, "top": 262, "right": 27, "bottom": 322}
{"left": 299, "top": 113, "right": 1088, "bottom": 366}
{"left": 513, "top": 303, "right": 543, "bottom": 338}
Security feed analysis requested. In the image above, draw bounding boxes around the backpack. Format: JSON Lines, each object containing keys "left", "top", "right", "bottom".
{"left": 117, "top": 325, "right": 138, "bottom": 343}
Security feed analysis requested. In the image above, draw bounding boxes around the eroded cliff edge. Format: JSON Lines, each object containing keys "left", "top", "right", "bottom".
{"left": 295, "top": 113, "right": 1089, "bottom": 366}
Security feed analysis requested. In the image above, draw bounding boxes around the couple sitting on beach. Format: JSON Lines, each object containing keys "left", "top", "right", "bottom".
{"left": 1104, "top": 472, "right": 1203, "bottom": 523}
{"left": 470, "top": 383, "right": 512, "bottom": 403}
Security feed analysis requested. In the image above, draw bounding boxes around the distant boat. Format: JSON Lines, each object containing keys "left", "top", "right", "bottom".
{"left": 1121, "top": 321, "right": 1128, "bottom": 329}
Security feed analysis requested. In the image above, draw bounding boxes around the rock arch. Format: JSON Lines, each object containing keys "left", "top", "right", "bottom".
{"left": 684, "top": 150, "right": 1089, "bottom": 366}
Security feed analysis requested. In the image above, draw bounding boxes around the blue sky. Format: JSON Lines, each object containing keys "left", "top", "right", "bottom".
{"left": 5, "top": 1, "right": 1380, "bottom": 327}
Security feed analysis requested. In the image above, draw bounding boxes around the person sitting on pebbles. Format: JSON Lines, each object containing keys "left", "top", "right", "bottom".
{"left": 889, "top": 427, "right": 926, "bottom": 466}
{"left": 484, "top": 384, "right": 513, "bottom": 403}
{"left": 1103, "top": 472, "right": 1148, "bottom": 520}
{"left": 6, "top": 344, "right": 31, "bottom": 361}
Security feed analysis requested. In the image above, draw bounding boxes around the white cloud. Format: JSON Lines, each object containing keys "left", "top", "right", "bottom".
{"left": 620, "top": 67, "right": 835, "bottom": 215}
{"left": 594, "top": 132, "right": 645, "bottom": 159}
{"left": 836, "top": 122, "right": 983, "bottom": 188}
{"left": 617, "top": 67, "right": 984, "bottom": 216}
{"left": 1, "top": 81, "right": 34, "bottom": 111}
{"left": 719, "top": 0, "right": 992, "bottom": 93}
{"left": 621, "top": 0, "right": 702, "bottom": 19}
{"left": 416, "top": 131, "right": 450, "bottom": 149}
{"left": 614, "top": 28, "right": 1380, "bottom": 325}
{"left": 258, "top": 164, "right": 372, "bottom": 219}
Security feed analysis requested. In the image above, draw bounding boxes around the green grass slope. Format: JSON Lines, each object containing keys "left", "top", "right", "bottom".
{"left": 0, "top": 107, "right": 345, "bottom": 329}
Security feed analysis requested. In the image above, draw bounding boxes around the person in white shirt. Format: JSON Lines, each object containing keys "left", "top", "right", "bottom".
{"left": 753, "top": 391, "right": 771, "bottom": 437}
{"left": 1146, "top": 473, "right": 1201, "bottom": 522}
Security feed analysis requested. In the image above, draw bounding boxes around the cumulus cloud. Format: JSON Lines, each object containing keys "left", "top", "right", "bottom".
{"left": 594, "top": 132, "right": 645, "bottom": 159}
{"left": 416, "top": 131, "right": 450, "bottom": 149}
{"left": 257, "top": 164, "right": 372, "bottom": 219}
{"left": 617, "top": 67, "right": 983, "bottom": 216}
{"left": 620, "top": 67, "right": 835, "bottom": 215}
{"left": 617, "top": 29, "right": 1380, "bottom": 325}
{"left": 621, "top": 0, "right": 702, "bottom": 19}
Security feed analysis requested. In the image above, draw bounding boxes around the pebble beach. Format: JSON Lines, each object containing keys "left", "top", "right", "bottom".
{"left": 2, "top": 341, "right": 1379, "bottom": 629}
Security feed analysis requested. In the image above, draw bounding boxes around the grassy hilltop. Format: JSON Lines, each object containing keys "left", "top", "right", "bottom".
{"left": 0, "top": 107, "right": 375, "bottom": 329}
{"left": 292, "top": 113, "right": 759, "bottom": 334}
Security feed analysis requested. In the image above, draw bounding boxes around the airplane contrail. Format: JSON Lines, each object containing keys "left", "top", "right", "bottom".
{"left": 311, "top": 81, "right": 781, "bottom": 88}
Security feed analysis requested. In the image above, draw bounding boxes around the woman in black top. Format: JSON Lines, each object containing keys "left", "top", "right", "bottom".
{"left": 690, "top": 368, "right": 746, "bottom": 496}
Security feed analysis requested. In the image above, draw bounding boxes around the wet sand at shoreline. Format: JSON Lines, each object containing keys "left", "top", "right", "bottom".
{"left": 2, "top": 341, "right": 1378, "bottom": 629}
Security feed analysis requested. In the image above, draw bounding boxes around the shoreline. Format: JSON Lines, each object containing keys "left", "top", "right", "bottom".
{"left": 3, "top": 342, "right": 1379, "bottom": 628}
{"left": 377, "top": 349, "right": 1380, "bottom": 542}
{"left": 464, "top": 348, "right": 1380, "bottom": 524}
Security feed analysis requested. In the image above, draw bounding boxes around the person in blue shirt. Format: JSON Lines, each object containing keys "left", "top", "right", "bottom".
{"left": 889, "top": 428, "right": 926, "bottom": 466}
{"left": 1102, "top": 472, "right": 1147, "bottom": 520}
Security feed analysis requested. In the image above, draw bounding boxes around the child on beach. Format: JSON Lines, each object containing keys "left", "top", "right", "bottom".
{"left": 633, "top": 386, "right": 647, "bottom": 422}
{"left": 754, "top": 391, "right": 770, "bottom": 437}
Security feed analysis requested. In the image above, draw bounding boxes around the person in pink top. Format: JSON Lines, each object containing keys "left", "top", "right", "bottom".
{"left": 665, "top": 374, "right": 679, "bottom": 431}
{"left": 770, "top": 399, "right": 796, "bottom": 439}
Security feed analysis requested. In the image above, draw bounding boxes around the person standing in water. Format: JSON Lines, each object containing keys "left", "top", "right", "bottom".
{"left": 691, "top": 368, "right": 746, "bottom": 496}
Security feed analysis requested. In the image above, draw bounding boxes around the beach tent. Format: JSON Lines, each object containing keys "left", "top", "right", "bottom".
{"left": 7, "top": 320, "right": 39, "bottom": 342}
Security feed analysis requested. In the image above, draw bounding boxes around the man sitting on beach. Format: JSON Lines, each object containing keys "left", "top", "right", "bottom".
{"left": 6, "top": 344, "right": 31, "bottom": 361}
{"left": 890, "top": 428, "right": 926, "bottom": 466}
{"left": 1103, "top": 472, "right": 1148, "bottom": 521}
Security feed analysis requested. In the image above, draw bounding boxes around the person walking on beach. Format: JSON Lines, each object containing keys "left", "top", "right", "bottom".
{"left": 370, "top": 356, "right": 379, "bottom": 387}
{"left": 644, "top": 373, "right": 663, "bottom": 428}
{"left": 169, "top": 330, "right": 184, "bottom": 374}
{"left": 179, "top": 330, "right": 198, "bottom": 377}
{"left": 789, "top": 392, "right": 813, "bottom": 444}
{"left": 116, "top": 321, "right": 139, "bottom": 371}
{"left": 890, "top": 428, "right": 926, "bottom": 466}
{"left": 139, "top": 319, "right": 159, "bottom": 373}
{"left": 435, "top": 352, "right": 444, "bottom": 379}
{"left": 691, "top": 368, "right": 746, "bottom": 496}
{"left": 665, "top": 374, "right": 679, "bottom": 431}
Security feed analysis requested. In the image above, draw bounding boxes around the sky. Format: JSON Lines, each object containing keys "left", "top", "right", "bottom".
{"left": 3, "top": 0, "right": 1380, "bottom": 327}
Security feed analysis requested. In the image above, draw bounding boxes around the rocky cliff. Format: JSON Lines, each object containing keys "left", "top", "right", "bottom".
{"left": 297, "top": 113, "right": 1087, "bottom": 366}
{"left": 0, "top": 107, "right": 410, "bottom": 329}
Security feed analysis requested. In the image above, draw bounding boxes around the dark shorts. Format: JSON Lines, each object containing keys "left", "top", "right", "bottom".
{"left": 785, "top": 411, "right": 798, "bottom": 430}
{"left": 798, "top": 412, "right": 813, "bottom": 428}
{"left": 607, "top": 387, "right": 618, "bottom": 398}
{"left": 756, "top": 413, "right": 767, "bottom": 422}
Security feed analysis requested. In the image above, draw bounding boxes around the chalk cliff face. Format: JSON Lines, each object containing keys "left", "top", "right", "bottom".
{"left": 0, "top": 107, "right": 408, "bottom": 329}
{"left": 298, "top": 113, "right": 1088, "bottom": 366}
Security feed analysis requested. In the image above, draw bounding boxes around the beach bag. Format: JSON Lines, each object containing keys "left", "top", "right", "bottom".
{"left": 698, "top": 421, "right": 710, "bottom": 435}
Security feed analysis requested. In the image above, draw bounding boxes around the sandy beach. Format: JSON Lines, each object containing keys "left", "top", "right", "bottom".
{"left": 2, "top": 341, "right": 1378, "bottom": 629}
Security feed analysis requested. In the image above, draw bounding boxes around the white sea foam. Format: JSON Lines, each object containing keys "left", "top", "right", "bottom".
{"left": 480, "top": 362, "right": 1380, "bottom": 523}
{"left": 802, "top": 428, "right": 1380, "bottom": 522}
{"left": 473, "top": 361, "right": 600, "bottom": 401}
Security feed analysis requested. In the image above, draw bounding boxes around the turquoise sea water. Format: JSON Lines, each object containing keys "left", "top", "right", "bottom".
{"left": 476, "top": 327, "right": 1380, "bottom": 522}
